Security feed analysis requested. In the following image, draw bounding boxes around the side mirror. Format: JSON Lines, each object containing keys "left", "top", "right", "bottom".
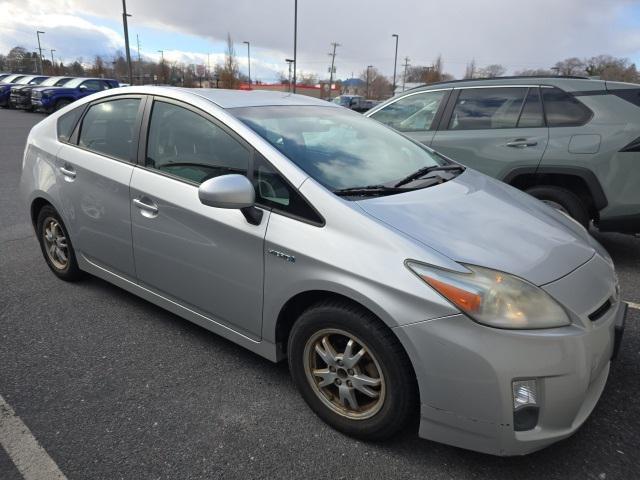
{"left": 79, "top": 85, "right": 87, "bottom": 90}
{"left": 198, "top": 174, "right": 263, "bottom": 225}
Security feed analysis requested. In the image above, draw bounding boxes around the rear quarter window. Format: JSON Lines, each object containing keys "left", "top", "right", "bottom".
{"left": 57, "top": 106, "right": 84, "bottom": 143}
{"left": 541, "top": 87, "right": 593, "bottom": 127}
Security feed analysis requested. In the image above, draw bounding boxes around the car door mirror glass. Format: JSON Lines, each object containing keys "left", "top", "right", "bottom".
{"left": 198, "top": 174, "right": 255, "bottom": 209}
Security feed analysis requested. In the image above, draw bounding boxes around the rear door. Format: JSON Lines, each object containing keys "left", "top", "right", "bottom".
{"left": 368, "top": 89, "right": 450, "bottom": 146}
{"left": 431, "top": 86, "right": 549, "bottom": 179}
{"left": 55, "top": 95, "right": 145, "bottom": 280}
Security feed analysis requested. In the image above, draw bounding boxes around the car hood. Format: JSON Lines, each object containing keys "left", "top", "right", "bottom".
{"left": 357, "top": 169, "right": 596, "bottom": 286}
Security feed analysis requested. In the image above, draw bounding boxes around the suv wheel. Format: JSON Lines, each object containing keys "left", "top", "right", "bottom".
{"left": 526, "top": 186, "right": 590, "bottom": 228}
{"left": 36, "top": 205, "right": 83, "bottom": 281}
{"left": 54, "top": 99, "right": 72, "bottom": 111}
{"left": 288, "top": 300, "right": 417, "bottom": 440}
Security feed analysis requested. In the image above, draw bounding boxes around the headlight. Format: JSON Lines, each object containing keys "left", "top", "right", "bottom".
{"left": 407, "top": 262, "right": 571, "bottom": 329}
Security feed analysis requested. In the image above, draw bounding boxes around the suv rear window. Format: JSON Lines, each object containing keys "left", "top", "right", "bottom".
{"left": 541, "top": 87, "right": 592, "bottom": 127}
{"left": 449, "top": 87, "right": 528, "bottom": 130}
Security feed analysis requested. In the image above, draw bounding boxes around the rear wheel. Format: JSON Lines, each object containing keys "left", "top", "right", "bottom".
{"left": 36, "top": 205, "right": 83, "bottom": 281}
{"left": 54, "top": 99, "right": 72, "bottom": 111}
{"left": 526, "top": 185, "right": 590, "bottom": 228}
{"left": 288, "top": 300, "right": 417, "bottom": 440}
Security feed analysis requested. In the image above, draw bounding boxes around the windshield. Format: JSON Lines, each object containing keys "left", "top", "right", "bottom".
{"left": 16, "top": 76, "right": 36, "bottom": 85}
{"left": 231, "top": 105, "right": 443, "bottom": 190}
{"left": 63, "top": 78, "right": 86, "bottom": 88}
{"left": 39, "top": 77, "right": 71, "bottom": 87}
{"left": 1, "top": 75, "right": 24, "bottom": 84}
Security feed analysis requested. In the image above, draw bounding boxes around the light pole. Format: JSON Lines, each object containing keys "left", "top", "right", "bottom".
{"left": 391, "top": 34, "right": 399, "bottom": 96}
{"left": 293, "top": 0, "right": 297, "bottom": 93}
{"left": 36, "top": 31, "right": 45, "bottom": 74}
{"left": 158, "top": 50, "right": 164, "bottom": 84}
{"left": 243, "top": 41, "right": 251, "bottom": 85}
{"left": 50, "top": 49, "right": 56, "bottom": 74}
{"left": 121, "top": 0, "right": 133, "bottom": 85}
{"left": 366, "top": 65, "right": 373, "bottom": 99}
{"left": 285, "top": 58, "right": 294, "bottom": 92}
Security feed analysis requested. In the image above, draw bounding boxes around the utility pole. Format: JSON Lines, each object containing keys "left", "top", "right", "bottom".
{"left": 243, "top": 41, "right": 251, "bottom": 85}
{"left": 36, "top": 31, "right": 45, "bottom": 74}
{"left": 293, "top": 0, "right": 298, "bottom": 93}
{"left": 391, "top": 34, "right": 399, "bottom": 96}
{"left": 121, "top": 0, "right": 133, "bottom": 85}
{"left": 50, "top": 49, "right": 56, "bottom": 75}
{"left": 402, "top": 56, "right": 410, "bottom": 92}
{"left": 366, "top": 65, "right": 373, "bottom": 99}
{"left": 286, "top": 58, "right": 294, "bottom": 92}
{"left": 136, "top": 34, "right": 142, "bottom": 84}
{"left": 327, "top": 42, "right": 340, "bottom": 100}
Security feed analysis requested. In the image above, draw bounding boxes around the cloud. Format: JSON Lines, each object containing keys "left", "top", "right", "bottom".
{"left": 2, "top": 0, "right": 640, "bottom": 79}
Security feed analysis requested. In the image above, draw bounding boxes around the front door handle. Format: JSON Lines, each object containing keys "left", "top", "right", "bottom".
{"left": 133, "top": 197, "right": 159, "bottom": 216}
{"left": 59, "top": 165, "right": 76, "bottom": 179}
{"left": 506, "top": 139, "right": 538, "bottom": 148}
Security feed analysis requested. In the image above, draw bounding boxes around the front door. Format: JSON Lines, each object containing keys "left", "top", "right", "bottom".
{"left": 431, "top": 86, "right": 549, "bottom": 179}
{"left": 129, "top": 98, "right": 268, "bottom": 338}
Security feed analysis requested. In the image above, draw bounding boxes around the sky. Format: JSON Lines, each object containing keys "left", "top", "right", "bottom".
{"left": 1, "top": 0, "right": 640, "bottom": 82}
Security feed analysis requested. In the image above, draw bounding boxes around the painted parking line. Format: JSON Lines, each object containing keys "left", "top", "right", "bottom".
{"left": 628, "top": 301, "right": 640, "bottom": 311}
{"left": 0, "top": 394, "right": 67, "bottom": 480}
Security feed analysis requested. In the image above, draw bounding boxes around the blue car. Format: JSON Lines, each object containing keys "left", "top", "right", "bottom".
{"left": 0, "top": 75, "right": 48, "bottom": 107}
{"left": 30, "top": 77, "right": 119, "bottom": 113}
{"left": 10, "top": 76, "right": 74, "bottom": 110}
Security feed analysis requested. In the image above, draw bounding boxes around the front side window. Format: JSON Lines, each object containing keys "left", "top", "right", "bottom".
{"left": 449, "top": 87, "right": 528, "bottom": 130}
{"left": 145, "top": 101, "right": 250, "bottom": 184}
{"left": 370, "top": 90, "right": 447, "bottom": 132}
{"left": 78, "top": 98, "right": 141, "bottom": 161}
{"left": 541, "top": 87, "right": 592, "bottom": 127}
{"left": 232, "top": 105, "right": 444, "bottom": 191}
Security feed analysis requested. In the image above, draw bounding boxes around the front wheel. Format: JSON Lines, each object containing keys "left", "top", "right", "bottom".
{"left": 288, "top": 301, "right": 417, "bottom": 440}
{"left": 54, "top": 99, "right": 72, "bottom": 111}
{"left": 526, "top": 185, "right": 590, "bottom": 228}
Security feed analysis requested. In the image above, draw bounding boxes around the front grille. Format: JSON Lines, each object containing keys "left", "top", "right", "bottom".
{"left": 588, "top": 299, "right": 612, "bottom": 321}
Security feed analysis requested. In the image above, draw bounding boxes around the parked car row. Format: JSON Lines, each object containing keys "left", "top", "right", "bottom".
{"left": 0, "top": 73, "right": 119, "bottom": 113}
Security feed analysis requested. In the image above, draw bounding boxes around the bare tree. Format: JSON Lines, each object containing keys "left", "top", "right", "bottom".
{"left": 464, "top": 59, "right": 476, "bottom": 79}
{"left": 477, "top": 64, "right": 506, "bottom": 78}
{"left": 359, "top": 66, "right": 391, "bottom": 100}
{"left": 219, "top": 33, "right": 240, "bottom": 89}
{"left": 584, "top": 55, "right": 638, "bottom": 82}
{"left": 513, "top": 68, "right": 554, "bottom": 76}
{"left": 553, "top": 57, "right": 585, "bottom": 76}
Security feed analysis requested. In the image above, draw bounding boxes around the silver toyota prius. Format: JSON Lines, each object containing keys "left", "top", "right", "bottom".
{"left": 20, "top": 87, "right": 626, "bottom": 456}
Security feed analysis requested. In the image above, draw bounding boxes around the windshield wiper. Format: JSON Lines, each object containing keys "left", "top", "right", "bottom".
{"left": 394, "top": 164, "right": 465, "bottom": 188}
{"left": 333, "top": 185, "right": 406, "bottom": 197}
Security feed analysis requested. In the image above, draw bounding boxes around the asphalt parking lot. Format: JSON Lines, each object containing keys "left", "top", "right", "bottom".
{"left": 0, "top": 108, "right": 639, "bottom": 480}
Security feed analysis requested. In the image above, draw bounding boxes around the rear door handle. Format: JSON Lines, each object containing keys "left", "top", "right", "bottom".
{"left": 59, "top": 165, "right": 76, "bottom": 180}
{"left": 133, "top": 198, "right": 159, "bottom": 216}
{"left": 506, "top": 139, "right": 538, "bottom": 148}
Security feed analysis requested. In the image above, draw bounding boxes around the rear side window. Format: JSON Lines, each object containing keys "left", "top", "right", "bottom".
{"left": 541, "top": 87, "right": 592, "bottom": 127}
{"left": 81, "top": 80, "right": 106, "bottom": 91}
{"left": 369, "top": 90, "right": 447, "bottom": 132}
{"left": 449, "top": 87, "right": 528, "bottom": 130}
{"left": 78, "top": 98, "right": 141, "bottom": 162}
{"left": 57, "top": 107, "right": 84, "bottom": 142}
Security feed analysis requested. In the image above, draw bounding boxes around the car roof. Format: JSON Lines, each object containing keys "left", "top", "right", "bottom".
{"left": 404, "top": 75, "right": 604, "bottom": 93}
{"left": 185, "top": 88, "right": 337, "bottom": 108}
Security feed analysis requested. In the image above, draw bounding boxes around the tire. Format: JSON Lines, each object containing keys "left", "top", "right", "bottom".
{"left": 54, "top": 99, "right": 72, "bottom": 111}
{"left": 288, "top": 300, "right": 417, "bottom": 440}
{"left": 36, "top": 205, "right": 83, "bottom": 281}
{"left": 526, "top": 185, "right": 590, "bottom": 228}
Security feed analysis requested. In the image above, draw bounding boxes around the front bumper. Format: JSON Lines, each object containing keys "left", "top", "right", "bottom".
{"left": 395, "top": 255, "right": 624, "bottom": 456}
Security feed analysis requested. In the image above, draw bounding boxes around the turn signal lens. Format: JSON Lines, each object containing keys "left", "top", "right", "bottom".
{"left": 407, "top": 262, "right": 571, "bottom": 329}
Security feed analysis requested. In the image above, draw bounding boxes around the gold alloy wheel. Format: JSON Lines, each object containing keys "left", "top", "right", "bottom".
{"left": 42, "top": 217, "right": 69, "bottom": 270}
{"left": 303, "top": 328, "right": 385, "bottom": 420}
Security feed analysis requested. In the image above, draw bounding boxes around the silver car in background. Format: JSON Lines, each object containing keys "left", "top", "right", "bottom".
{"left": 20, "top": 87, "right": 626, "bottom": 455}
